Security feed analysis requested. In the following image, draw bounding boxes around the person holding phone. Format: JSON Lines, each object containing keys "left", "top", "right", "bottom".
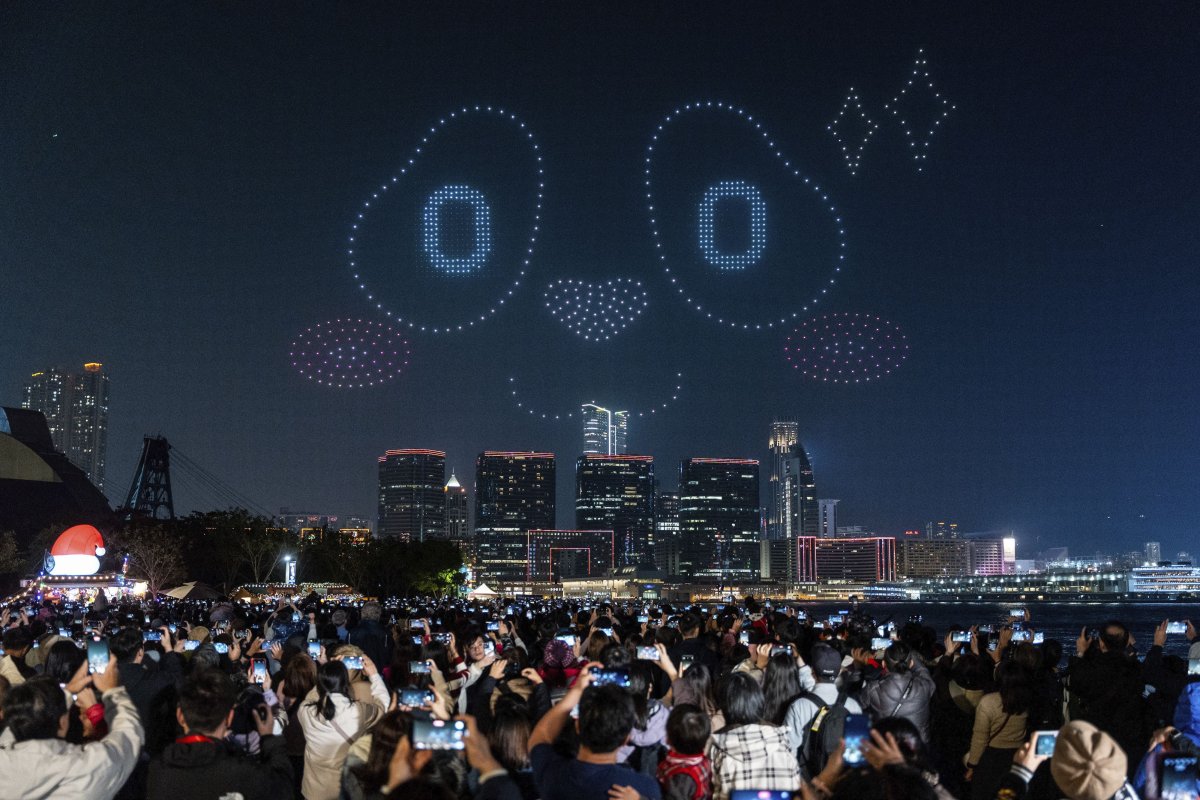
{"left": 858, "top": 642, "right": 935, "bottom": 742}
{"left": 0, "top": 656, "right": 143, "bottom": 799}
{"left": 964, "top": 661, "right": 1033, "bottom": 799}
{"left": 298, "top": 655, "right": 390, "bottom": 800}
{"left": 996, "top": 721, "right": 1137, "bottom": 800}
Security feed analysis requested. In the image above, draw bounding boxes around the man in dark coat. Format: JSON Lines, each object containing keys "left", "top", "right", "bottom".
{"left": 349, "top": 601, "right": 393, "bottom": 669}
{"left": 1067, "top": 620, "right": 1151, "bottom": 775}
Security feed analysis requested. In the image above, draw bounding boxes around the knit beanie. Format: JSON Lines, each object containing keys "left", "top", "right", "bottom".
{"left": 1050, "top": 720, "right": 1128, "bottom": 800}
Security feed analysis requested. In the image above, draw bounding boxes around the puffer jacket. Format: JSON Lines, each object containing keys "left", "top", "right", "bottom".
{"left": 706, "top": 724, "right": 800, "bottom": 800}
{"left": 859, "top": 659, "right": 936, "bottom": 741}
{"left": 1173, "top": 681, "right": 1200, "bottom": 746}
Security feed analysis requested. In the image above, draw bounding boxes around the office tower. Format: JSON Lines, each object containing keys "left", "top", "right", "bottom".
{"left": 445, "top": 472, "right": 468, "bottom": 542}
{"left": 819, "top": 499, "right": 840, "bottom": 538}
{"left": 581, "top": 404, "right": 628, "bottom": 455}
{"left": 898, "top": 539, "right": 973, "bottom": 578}
{"left": 796, "top": 536, "right": 898, "bottom": 582}
{"left": 766, "top": 421, "right": 818, "bottom": 540}
{"left": 474, "top": 452, "right": 556, "bottom": 584}
{"left": 969, "top": 537, "right": 1017, "bottom": 576}
{"left": 525, "top": 529, "right": 616, "bottom": 582}
{"left": 1145, "top": 541, "right": 1162, "bottom": 564}
{"left": 377, "top": 449, "right": 446, "bottom": 542}
{"left": 926, "top": 521, "right": 960, "bottom": 539}
{"left": 679, "top": 457, "right": 761, "bottom": 582}
{"left": 22, "top": 363, "right": 111, "bottom": 491}
{"left": 575, "top": 454, "right": 655, "bottom": 566}
{"left": 653, "top": 487, "right": 680, "bottom": 572}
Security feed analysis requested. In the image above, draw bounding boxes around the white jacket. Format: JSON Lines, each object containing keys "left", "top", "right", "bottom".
{"left": 297, "top": 673, "right": 389, "bottom": 800}
{"left": 0, "top": 685, "right": 143, "bottom": 800}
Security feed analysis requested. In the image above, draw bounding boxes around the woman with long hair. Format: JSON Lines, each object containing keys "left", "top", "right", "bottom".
{"left": 964, "top": 659, "right": 1033, "bottom": 800}
{"left": 298, "top": 655, "right": 389, "bottom": 800}
{"left": 42, "top": 640, "right": 105, "bottom": 743}
{"left": 341, "top": 710, "right": 414, "bottom": 800}
{"left": 707, "top": 673, "right": 799, "bottom": 800}
{"left": 672, "top": 662, "right": 725, "bottom": 732}
{"left": 761, "top": 652, "right": 805, "bottom": 725}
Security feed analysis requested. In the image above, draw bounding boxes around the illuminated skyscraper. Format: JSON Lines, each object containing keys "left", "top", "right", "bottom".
{"left": 679, "top": 457, "right": 761, "bottom": 582}
{"left": 377, "top": 449, "right": 446, "bottom": 542}
{"left": 819, "top": 499, "right": 840, "bottom": 538}
{"left": 474, "top": 452, "right": 556, "bottom": 583}
{"left": 1145, "top": 541, "right": 1162, "bottom": 564}
{"left": 575, "top": 454, "right": 655, "bottom": 566}
{"left": 767, "top": 421, "right": 818, "bottom": 540}
{"left": 581, "top": 404, "right": 628, "bottom": 455}
{"left": 445, "top": 472, "right": 468, "bottom": 540}
{"left": 22, "top": 363, "right": 110, "bottom": 491}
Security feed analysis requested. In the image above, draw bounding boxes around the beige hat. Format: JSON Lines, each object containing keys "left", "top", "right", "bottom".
{"left": 1050, "top": 720, "right": 1128, "bottom": 800}
{"left": 188, "top": 626, "right": 211, "bottom": 643}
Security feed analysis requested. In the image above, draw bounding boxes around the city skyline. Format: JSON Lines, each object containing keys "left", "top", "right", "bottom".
{"left": 4, "top": 5, "right": 1198, "bottom": 558}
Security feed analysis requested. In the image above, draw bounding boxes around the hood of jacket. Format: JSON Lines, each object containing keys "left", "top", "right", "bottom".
{"left": 709, "top": 724, "right": 790, "bottom": 762}
{"left": 1175, "top": 682, "right": 1200, "bottom": 745}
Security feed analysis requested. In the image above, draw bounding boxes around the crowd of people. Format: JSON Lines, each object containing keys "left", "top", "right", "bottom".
{"left": 0, "top": 593, "right": 1197, "bottom": 800}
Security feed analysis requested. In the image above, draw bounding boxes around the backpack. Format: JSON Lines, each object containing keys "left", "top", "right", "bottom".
{"left": 799, "top": 689, "right": 849, "bottom": 780}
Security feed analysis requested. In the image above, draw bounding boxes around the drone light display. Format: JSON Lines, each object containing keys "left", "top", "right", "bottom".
{"left": 290, "top": 319, "right": 411, "bottom": 388}
{"left": 784, "top": 312, "right": 909, "bottom": 384}
{"left": 827, "top": 88, "right": 880, "bottom": 176}
{"left": 644, "top": 101, "right": 847, "bottom": 331}
{"left": 544, "top": 278, "right": 649, "bottom": 341}
{"left": 346, "top": 105, "right": 543, "bottom": 333}
{"left": 507, "top": 372, "right": 684, "bottom": 419}
{"left": 884, "top": 49, "right": 956, "bottom": 172}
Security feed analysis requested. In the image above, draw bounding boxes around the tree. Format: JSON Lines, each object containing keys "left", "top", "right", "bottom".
{"left": 116, "top": 525, "right": 185, "bottom": 597}
{"left": 238, "top": 527, "right": 290, "bottom": 583}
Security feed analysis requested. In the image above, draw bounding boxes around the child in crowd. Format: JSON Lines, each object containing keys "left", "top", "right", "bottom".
{"left": 657, "top": 704, "right": 713, "bottom": 800}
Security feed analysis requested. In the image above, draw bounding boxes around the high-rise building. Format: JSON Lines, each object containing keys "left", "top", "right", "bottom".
{"left": 1145, "top": 541, "right": 1162, "bottom": 564}
{"left": 575, "top": 454, "right": 655, "bottom": 566}
{"left": 926, "top": 521, "right": 960, "bottom": 539}
{"left": 581, "top": 404, "right": 628, "bottom": 456}
{"left": 819, "top": 499, "right": 840, "bottom": 538}
{"left": 679, "top": 458, "right": 761, "bottom": 582}
{"left": 526, "top": 529, "right": 616, "bottom": 582}
{"left": 377, "top": 449, "right": 446, "bottom": 542}
{"left": 653, "top": 487, "right": 680, "bottom": 572}
{"left": 445, "top": 472, "right": 468, "bottom": 541}
{"left": 766, "top": 421, "right": 818, "bottom": 540}
{"left": 796, "top": 536, "right": 898, "bottom": 582}
{"left": 898, "top": 539, "right": 973, "bottom": 578}
{"left": 22, "top": 363, "right": 110, "bottom": 491}
{"left": 474, "top": 452, "right": 556, "bottom": 584}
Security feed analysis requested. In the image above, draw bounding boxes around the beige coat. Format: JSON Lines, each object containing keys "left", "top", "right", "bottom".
{"left": 297, "top": 673, "right": 389, "bottom": 800}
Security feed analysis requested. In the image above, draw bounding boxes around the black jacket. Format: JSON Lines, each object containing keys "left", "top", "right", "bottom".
{"left": 147, "top": 734, "right": 293, "bottom": 800}
{"left": 118, "top": 653, "right": 185, "bottom": 754}
{"left": 1067, "top": 650, "right": 1150, "bottom": 773}
{"left": 349, "top": 618, "right": 392, "bottom": 669}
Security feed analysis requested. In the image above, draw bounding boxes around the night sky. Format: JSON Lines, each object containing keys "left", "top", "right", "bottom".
{"left": 2, "top": 4, "right": 1198, "bottom": 558}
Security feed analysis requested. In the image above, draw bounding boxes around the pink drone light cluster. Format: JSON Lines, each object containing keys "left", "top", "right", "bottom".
{"left": 290, "top": 319, "right": 411, "bottom": 388}
{"left": 785, "top": 312, "right": 908, "bottom": 384}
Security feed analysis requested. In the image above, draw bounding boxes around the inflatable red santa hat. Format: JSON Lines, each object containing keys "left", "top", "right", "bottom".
{"left": 47, "top": 524, "right": 107, "bottom": 576}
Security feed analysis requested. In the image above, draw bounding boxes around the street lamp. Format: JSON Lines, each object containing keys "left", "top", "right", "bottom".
{"left": 283, "top": 555, "right": 296, "bottom": 585}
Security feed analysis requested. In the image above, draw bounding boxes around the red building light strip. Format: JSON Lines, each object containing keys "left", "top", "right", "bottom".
{"left": 689, "top": 457, "right": 759, "bottom": 465}
{"left": 381, "top": 449, "right": 446, "bottom": 457}
{"left": 482, "top": 451, "right": 555, "bottom": 459}
{"left": 582, "top": 454, "right": 653, "bottom": 462}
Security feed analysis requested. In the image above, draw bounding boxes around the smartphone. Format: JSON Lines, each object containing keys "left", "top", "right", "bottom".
{"left": 410, "top": 660, "right": 432, "bottom": 674}
{"left": 679, "top": 655, "right": 694, "bottom": 674}
{"left": 1160, "top": 752, "right": 1199, "bottom": 799}
{"left": 1168, "top": 621, "right": 1189, "bottom": 635}
{"left": 842, "top": 713, "right": 870, "bottom": 767}
{"left": 400, "top": 687, "right": 435, "bottom": 707}
{"left": 952, "top": 632, "right": 971, "bottom": 643}
{"left": 486, "top": 621, "right": 500, "bottom": 632}
{"left": 1189, "top": 658, "right": 1200, "bottom": 676}
{"left": 252, "top": 658, "right": 267, "bottom": 684}
{"left": 731, "top": 792, "right": 793, "bottom": 800}
{"left": 637, "top": 615, "right": 649, "bottom": 623}
{"left": 796, "top": 610, "right": 808, "bottom": 620}
{"left": 599, "top": 627, "right": 614, "bottom": 637}
{"left": 1032, "top": 632, "right": 1045, "bottom": 645}
{"left": 343, "top": 656, "right": 364, "bottom": 670}
{"left": 827, "top": 616, "right": 843, "bottom": 627}
{"left": 58, "top": 627, "right": 71, "bottom": 638}
{"left": 770, "top": 644, "right": 793, "bottom": 657}
{"left": 483, "top": 641, "right": 495, "bottom": 656}
{"left": 555, "top": 633, "right": 577, "bottom": 646}
{"left": 739, "top": 631, "right": 750, "bottom": 645}
{"left": 591, "top": 668, "right": 632, "bottom": 689}
{"left": 87, "top": 639, "right": 110, "bottom": 674}
{"left": 433, "top": 632, "right": 452, "bottom": 644}
{"left": 410, "top": 621, "right": 425, "bottom": 630}
{"left": 871, "top": 637, "right": 892, "bottom": 651}
{"left": 412, "top": 718, "right": 467, "bottom": 751}
{"left": 307, "top": 641, "right": 321, "bottom": 659}
{"left": 977, "top": 624, "right": 994, "bottom": 633}
{"left": 184, "top": 640, "right": 200, "bottom": 651}
{"left": 987, "top": 640, "right": 998, "bottom": 652}
{"left": 168, "top": 623, "right": 177, "bottom": 634}
{"left": 213, "top": 642, "right": 229, "bottom": 655}
{"left": 1011, "top": 630, "right": 1031, "bottom": 642}
{"left": 292, "top": 612, "right": 301, "bottom": 623}
{"left": 144, "top": 631, "right": 162, "bottom": 642}
{"left": 636, "top": 645, "right": 660, "bottom": 661}
{"left": 411, "top": 635, "right": 424, "bottom": 645}
{"left": 1009, "top": 609, "right": 1026, "bottom": 619}
{"left": 1032, "top": 730, "right": 1058, "bottom": 756}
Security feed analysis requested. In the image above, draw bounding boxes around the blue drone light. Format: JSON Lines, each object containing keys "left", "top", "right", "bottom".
{"left": 421, "top": 185, "right": 493, "bottom": 275}
{"left": 697, "top": 180, "right": 767, "bottom": 270}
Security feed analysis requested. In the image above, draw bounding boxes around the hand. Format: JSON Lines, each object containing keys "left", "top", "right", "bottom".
{"left": 1155, "top": 620, "right": 1168, "bottom": 648}
{"left": 66, "top": 659, "right": 93, "bottom": 693}
{"left": 75, "top": 686, "right": 98, "bottom": 711}
{"left": 229, "top": 638, "right": 243, "bottom": 662}
{"left": 944, "top": 632, "right": 959, "bottom": 655}
{"left": 607, "top": 786, "right": 640, "bottom": 800}
{"left": 253, "top": 703, "right": 274, "bottom": 737}
{"left": 93, "top": 656, "right": 121, "bottom": 693}
{"left": 969, "top": 628, "right": 980, "bottom": 656}
{"left": 1187, "top": 620, "right": 1197, "bottom": 642}
{"left": 447, "top": 632, "right": 459, "bottom": 660}
{"left": 1076, "top": 626, "right": 1091, "bottom": 657}
{"left": 269, "top": 642, "right": 284, "bottom": 662}
{"left": 384, "top": 735, "right": 414, "bottom": 791}
{"left": 159, "top": 626, "right": 174, "bottom": 651}
{"left": 1149, "top": 726, "right": 1176, "bottom": 751}
{"left": 566, "top": 664, "right": 595, "bottom": 701}
{"left": 864, "top": 729, "right": 905, "bottom": 769}
{"left": 459, "top": 714, "right": 503, "bottom": 773}
{"left": 360, "top": 655, "right": 378, "bottom": 677}
{"left": 656, "top": 644, "right": 678, "bottom": 680}
{"left": 429, "top": 689, "right": 451, "bottom": 720}
{"left": 1013, "top": 736, "right": 1050, "bottom": 772}
{"left": 850, "top": 647, "right": 871, "bottom": 665}
{"left": 521, "top": 667, "right": 544, "bottom": 685}
{"left": 317, "top": 645, "right": 328, "bottom": 665}
{"left": 488, "top": 659, "right": 508, "bottom": 680}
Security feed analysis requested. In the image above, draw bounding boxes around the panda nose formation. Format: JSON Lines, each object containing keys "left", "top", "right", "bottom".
{"left": 543, "top": 277, "right": 649, "bottom": 342}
